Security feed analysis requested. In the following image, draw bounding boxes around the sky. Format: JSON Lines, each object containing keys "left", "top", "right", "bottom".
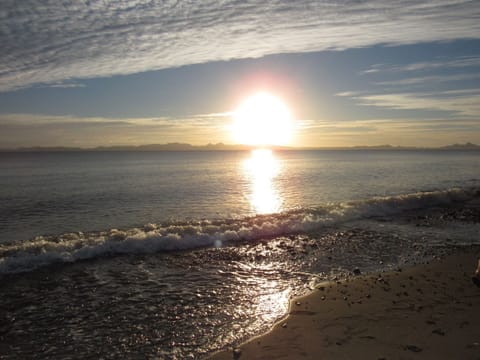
{"left": 0, "top": 0, "right": 479, "bottom": 148}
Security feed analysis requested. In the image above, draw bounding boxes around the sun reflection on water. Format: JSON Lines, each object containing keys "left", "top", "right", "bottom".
{"left": 255, "top": 283, "right": 291, "bottom": 323}
{"left": 243, "top": 149, "right": 282, "bottom": 214}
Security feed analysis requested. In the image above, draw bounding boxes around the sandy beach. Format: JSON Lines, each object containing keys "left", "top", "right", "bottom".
{"left": 210, "top": 247, "right": 480, "bottom": 360}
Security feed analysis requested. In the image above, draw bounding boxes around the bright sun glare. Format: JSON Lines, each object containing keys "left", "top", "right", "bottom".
{"left": 232, "top": 92, "right": 293, "bottom": 147}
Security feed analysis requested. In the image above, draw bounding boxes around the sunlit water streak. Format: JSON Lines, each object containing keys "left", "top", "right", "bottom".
{"left": 243, "top": 149, "right": 282, "bottom": 214}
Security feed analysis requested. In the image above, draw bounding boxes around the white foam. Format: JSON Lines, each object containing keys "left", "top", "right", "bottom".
{"left": 1, "top": 186, "right": 478, "bottom": 275}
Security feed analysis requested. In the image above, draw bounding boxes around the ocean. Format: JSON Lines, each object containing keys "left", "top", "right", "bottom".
{"left": 0, "top": 149, "right": 479, "bottom": 359}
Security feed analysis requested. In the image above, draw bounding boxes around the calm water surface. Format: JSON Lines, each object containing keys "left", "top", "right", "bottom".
{"left": 0, "top": 150, "right": 478, "bottom": 243}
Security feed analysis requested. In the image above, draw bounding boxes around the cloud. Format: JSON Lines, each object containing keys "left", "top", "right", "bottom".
{"left": 1, "top": 113, "right": 478, "bottom": 148}
{"left": 363, "top": 55, "right": 480, "bottom": 74}
{"left": 296, "top": 117, "right": 480, "bottom": 147}
{"left": 375, "top": 73, "right": 480, "bottom": 86}
{"left": 42, "top": 81, "right": 86, "bottom": 89}
{"left": 0, "top": 113, "right": 232, "bottom": 148}
{"left": 339, "top": 53, "right": 480, "bottom": 118}
{"left": 352, "top": 89, "right": 480, "bottom": 117}
{"left": 1, "top": 1, "right": 479, "bottom": 91}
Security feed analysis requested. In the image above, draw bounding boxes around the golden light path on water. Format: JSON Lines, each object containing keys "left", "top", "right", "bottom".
{"left": 239, "top": 149, "right": 293, "bottom": 332}
{"left": 243, "top": 149, "right": 282, "bottom": 214}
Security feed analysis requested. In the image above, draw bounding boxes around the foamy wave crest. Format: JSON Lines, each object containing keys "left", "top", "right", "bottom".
{"left": 350, "top": 186, "right": 478, "bottom": 217}
{"left": 1, "top": 186, "right": 478, "bottom": 274}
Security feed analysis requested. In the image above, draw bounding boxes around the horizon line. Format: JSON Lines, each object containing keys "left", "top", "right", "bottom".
{"left": 0, "top": 142, "right": 479, "bottom": 152}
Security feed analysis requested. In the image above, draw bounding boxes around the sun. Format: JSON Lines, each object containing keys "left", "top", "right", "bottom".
{"left": 232, "top": 92, "right": 293, "bottom": 147}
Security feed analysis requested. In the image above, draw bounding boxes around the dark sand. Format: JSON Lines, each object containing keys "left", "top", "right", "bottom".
{"left": 210, "top": 247, "right": 480, "bottom": 359}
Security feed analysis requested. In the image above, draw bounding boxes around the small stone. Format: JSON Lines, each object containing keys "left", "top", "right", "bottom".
{"left": 281, "top": 322, "right": 287, "bottom": 328}
{"left": 353, "top": 268, "right": 361, "bottom": 275}
{"left": 321, "top": 295, "right": 326, "bottom": 300}
{"left": 233, "top": 348, "right": 242, "bottom": 359}
{"left": 295, "top": 301, "right": 301, "bottom": 306}
{"left": 432, "top": 329, "right": 445, "bottom": 336}
{"left": 404, "top": 345, "right": 422, "bottom": 353}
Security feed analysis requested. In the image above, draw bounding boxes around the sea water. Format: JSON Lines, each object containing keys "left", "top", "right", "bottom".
{"left": 0, "top": 150, "right": 479, "bottom": 359}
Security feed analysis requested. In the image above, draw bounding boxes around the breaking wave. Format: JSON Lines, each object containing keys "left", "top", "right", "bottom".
{"left": 1, "top": 186, "right": 478, "bottom": 274}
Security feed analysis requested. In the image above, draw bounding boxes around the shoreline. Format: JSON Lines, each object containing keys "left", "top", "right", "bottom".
{"left": 210, "top": 246, "right": 480, "bottom": 359}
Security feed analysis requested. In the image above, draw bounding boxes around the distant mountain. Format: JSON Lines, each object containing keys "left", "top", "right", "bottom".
{"left": 10, "top": 146, "right": 85, "bottom": 152}
{"left": 302, "top": 143, "right": 480, "bottom": 151}
{"left": 3, "top": 143, "right": 256, "bottom": 152}
{"left": 440, "top": 142, "right": 480, "bottom": 150}
{"left": 94, "top": 143, "right": 254, "bottom": 151}
{"left": 1, "top": 142, "right": 478, "bottom": 152}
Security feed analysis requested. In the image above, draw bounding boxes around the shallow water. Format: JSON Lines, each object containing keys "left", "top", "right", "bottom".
{"left": 1, "top": 201, "right": 479, "bottom": 359}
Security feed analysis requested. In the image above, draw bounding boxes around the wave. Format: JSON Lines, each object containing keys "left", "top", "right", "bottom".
{"left": 1, "top": 186, "right": 478, "bottom": 275}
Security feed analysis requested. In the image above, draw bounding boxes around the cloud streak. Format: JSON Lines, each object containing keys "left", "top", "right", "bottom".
{"left": 0, "top": 113, "right": 231, "bottom": 148}
{"left": 296, "top": 117, "right": 480, "bottom": 147}
{"left": 338, "top": 51, "right": 480, "bottom": 118}
{"left": 1, "top": 0, "right": 479, "bottom": 91}
{"left": 341, "top": 89, "right": 480, "bottom": 117}
{"left": 363, "top": 55, "right": 480, "bottom": 74}
{"left": 1, "top": 112, "right": 478, "bottom": 148}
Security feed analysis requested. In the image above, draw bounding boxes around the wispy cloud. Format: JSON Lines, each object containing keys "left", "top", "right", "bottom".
{"left": 341, "top": 52, "right": 480, "bottom": 118}
{"left": 1, "top": 1, "right": 479, "bottom": 91}
{"left": 363, "top": 55, "right": 480, "bottom": 74}
{"left": 375, "top": 73, "right": 480, "bottom": 86}
{"left": 42, "top": 82, "right": 86, "bottom": 89}
{"left": 0, "top": 113, "right": 231, "bottom": 148}
{"left": 351, "top": 89, "right": 480, "bottom": 117}
{"left": 296, "top": 117, "right": 480, "bottom": 147}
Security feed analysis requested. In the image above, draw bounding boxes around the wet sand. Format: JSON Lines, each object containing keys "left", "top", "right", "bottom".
{"left": 210, "top": 247, "right": 480, "bottom": 360}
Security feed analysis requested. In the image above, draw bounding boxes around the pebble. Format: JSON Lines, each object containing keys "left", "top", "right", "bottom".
{"left": 404, "top": 345, "right": 422, "bottom": 353}
{"left": 353, "top": 268, "right": 361, "bottom": 275}
{"left": 233, "top": 348, "right": 242, "bottom": 359}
